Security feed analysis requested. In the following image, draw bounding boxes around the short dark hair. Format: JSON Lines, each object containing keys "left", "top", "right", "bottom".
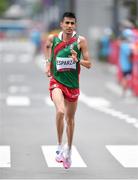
{"left": 61, "top": 12, "right": 76, "bottom": 21}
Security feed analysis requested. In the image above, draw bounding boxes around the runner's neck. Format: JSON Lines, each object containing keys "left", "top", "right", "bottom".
{"left": 58, "top": 31, "right": 76, "bottom": 42}
{"left": 62, "top": 34, "right": 73, "bottom": 42}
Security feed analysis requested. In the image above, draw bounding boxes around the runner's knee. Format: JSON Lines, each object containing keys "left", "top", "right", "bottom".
{"left": 56, "top": 107, "right": 64, "bottom": 117}
{"left": 66, "top": 117, "right": 74, "bottom": 126}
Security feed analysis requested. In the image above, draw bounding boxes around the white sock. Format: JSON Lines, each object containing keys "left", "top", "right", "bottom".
{"left": 57, "top": 144, "right": 62, "bottom": 152}
{"left": 66, "top": 146, "right": 72, "bottom": 157}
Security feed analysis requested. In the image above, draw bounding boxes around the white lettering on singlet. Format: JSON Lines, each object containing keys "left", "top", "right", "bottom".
{"left": 56, "top": 57, "right": 76, "bottom": 71}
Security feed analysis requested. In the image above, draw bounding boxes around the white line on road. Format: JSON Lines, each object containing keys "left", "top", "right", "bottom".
{"left": 6, "top": 96, "right": 30, "bottom": 106}
{"left": 3, "top": 54, "right": 16, "bottom": 63}
{"left": 35, "top": 54, "right": 45, "bottom": 72}
{"left": 107, "top": 64, "right": 117, "bottom": 74}
{"left": 79, "top": 91, "right": 138, "bottom": 129}
{"left": 45, "top": 96, "right": 54, "bottom": 107}
{"left": 106, "top": 82, "right": 138, "bottom": 104}
{"left": 106, "top": 145, "right": 138, "bottom": 168}
{"left": 106, "top": 81, "right": 122, "bottom": 96}
{"left": 0, "top": 146, "right": 11, "bottom": 168}
{"left": 8, "top": 86, "right": 30, "bottom": 94}
{"left": 41, "top": 145, "right": 87, "bottom": 168}
{"left": 19, "top": 54, "right": 32, "bottom": 63}
{"left": 8, "top": 75, "right": 25, "bottom": 83}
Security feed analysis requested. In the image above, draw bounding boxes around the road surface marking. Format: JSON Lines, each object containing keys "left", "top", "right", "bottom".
{"left": 79, "top": 92, "right": 111, "bottom": 108}
{"left": 107, "top": 64, "right": 117, "bottom": 74}
{"left": 134, "top": 123, "right": 138, "bottom": 128}
{"left": 41, "top": 145, "right": 87, "bottom": 167}
{"left": 6, "top": 96, "right": 30, "bottom": 106}
{"left": 79, "top": 91, "right": 138, "bottom": 129}
{"left": 3, "top": 54, "right": 16, "bottom": 63}
{"left": 45, "top": 96, "right": 54, "bottom": 107}
{"left": 106, "top": 145, "right": 138, "bottom": 168}
{"left": 0, "top": 146, "right": 11, "bottom": 168}
{"left": 8, "top": 86, "right": 30, "bottom": 94}
{"left": 106, "top": 82, "right": 137, "bottom": 104}
{"left": 106, "top": 82, "right": 122, "bottom": 96}
{"left": 35, "top": 54, "right": 45, "bottom": 73}
{"left": 79, "top": 96, "right": 111, "bottom": 107}
{"left": 19, "top": 54, "right": 32, "bottom": 63}
{"left": 8, "top": 75, "right": 25, "bottom": 83}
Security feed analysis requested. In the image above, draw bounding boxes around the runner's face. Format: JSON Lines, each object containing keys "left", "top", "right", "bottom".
{"left": 60, "top": 17, "right": 76, "bottom": 34}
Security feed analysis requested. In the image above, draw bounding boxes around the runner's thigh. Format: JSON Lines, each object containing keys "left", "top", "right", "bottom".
{"left": 52, "top": 88, "right": 65, "bottom": 111}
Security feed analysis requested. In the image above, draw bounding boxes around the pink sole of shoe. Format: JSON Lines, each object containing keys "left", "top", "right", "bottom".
{"left": 55, "top": 158, "right": 63, "bottom": 163}
{"left": 63, "top": 162, "right": 71, "bottom": 169}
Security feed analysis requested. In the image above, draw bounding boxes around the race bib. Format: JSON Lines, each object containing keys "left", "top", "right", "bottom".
{"left": 56, "top": 57, "right": 76, "bottom": 71}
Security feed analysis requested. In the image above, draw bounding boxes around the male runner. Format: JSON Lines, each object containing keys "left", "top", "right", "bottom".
{"left": 44, "top": 12, "right": 91, "bottom": 169}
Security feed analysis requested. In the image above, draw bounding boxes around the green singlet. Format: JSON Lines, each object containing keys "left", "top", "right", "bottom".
{"left": 50, "top": 31, "right": 81, "bottom": 88}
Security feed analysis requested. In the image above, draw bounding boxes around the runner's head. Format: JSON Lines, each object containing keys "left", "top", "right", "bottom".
{"left": 60, "top": 12, "right": 76, "bottom": 34}
{"left": 61, "top": 12, "right": 76, "bottom": 22}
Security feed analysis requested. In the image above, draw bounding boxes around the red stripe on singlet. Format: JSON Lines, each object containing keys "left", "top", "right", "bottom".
{"left": 54, "top": 37, "right": 77, "bottom": 58}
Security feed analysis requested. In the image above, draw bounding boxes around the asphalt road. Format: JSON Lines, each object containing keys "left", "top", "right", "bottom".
{"left": 0, "top": 40, "right": 138, "bottom": 179}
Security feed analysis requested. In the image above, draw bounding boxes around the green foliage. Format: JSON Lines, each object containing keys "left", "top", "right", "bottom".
{"left": 0, "top": 0, "right": 9, "bottom": 16}
{"left": 130, "top": 1, "right": 136, "bottom": 16}
{"left": 31, "top": 1, "right": 44, "bottom": 16}
{"left": 122, "top": 0, "right": 137, "bottom": 26}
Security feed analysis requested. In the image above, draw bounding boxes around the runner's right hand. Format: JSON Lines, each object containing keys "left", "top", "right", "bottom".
{"left": 45, "top": 63, "right": 51, "bottom": 77}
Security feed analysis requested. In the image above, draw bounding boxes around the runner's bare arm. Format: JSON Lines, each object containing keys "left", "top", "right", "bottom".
{"left": 45, "top": 34, "right": 54, "bottom": 60}
{"left": 44, "top": 34, "right": 54, "bottom": 76}
{"left": 79, "top": 36, "right": 92, "bottom": 69}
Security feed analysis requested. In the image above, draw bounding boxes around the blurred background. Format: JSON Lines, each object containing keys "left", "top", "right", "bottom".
{"left": 0, "top": 0, "right": 138, "bottom": 55}
{"left": 0, "top": 0, "right": 138, "bottom": 50}
{"left": 0, "top": 0, "right": 138, "bottom": 179}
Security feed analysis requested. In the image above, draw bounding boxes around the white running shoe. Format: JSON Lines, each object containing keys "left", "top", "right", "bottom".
{"left": 62, "top": 146, "right": 72, "bottom": 169}
{"left": 63, "top": 155, "right": 72, "bottom": 169}
{"left": 55, "top": 147, "right": 64, "bottom": 163}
